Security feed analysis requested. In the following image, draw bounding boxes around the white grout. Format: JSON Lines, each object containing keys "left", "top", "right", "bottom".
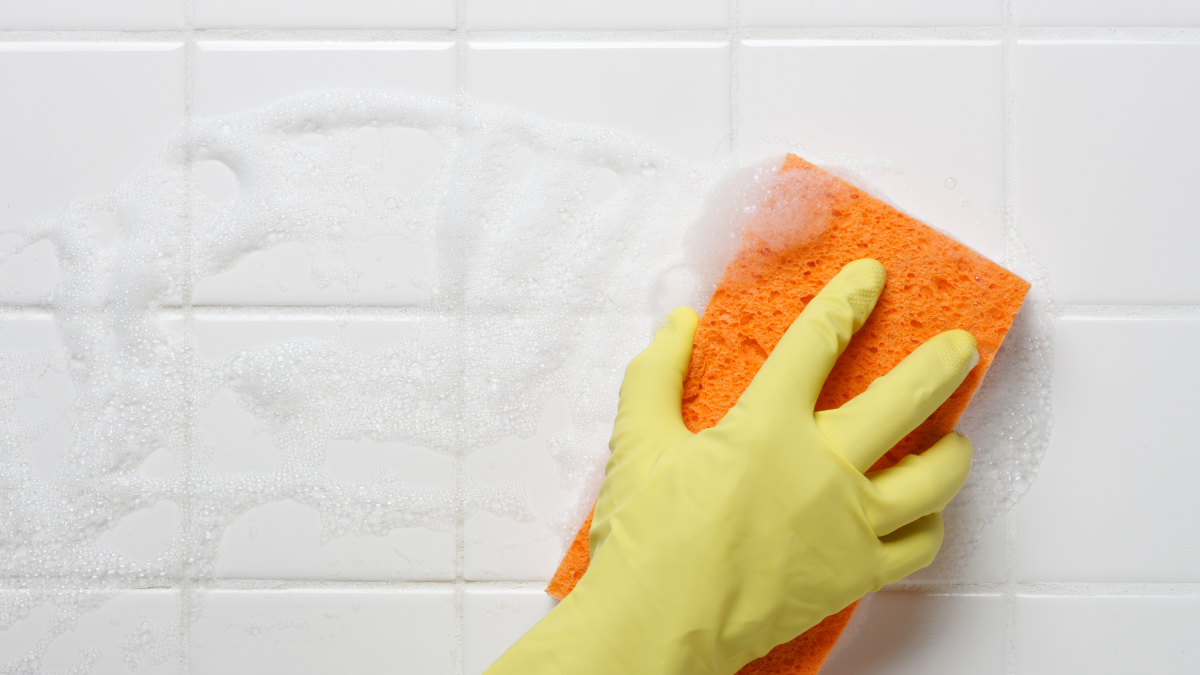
{"left": 177, "top": 3, "right": 196, "bottom": 672}
{"left": 1001, "top": 1, "right": 1018, "bottom": 672}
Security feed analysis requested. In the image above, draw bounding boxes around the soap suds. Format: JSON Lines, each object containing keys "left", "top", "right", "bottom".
{"left": 0, "top": 90, "right": 1051, "bottom": 664}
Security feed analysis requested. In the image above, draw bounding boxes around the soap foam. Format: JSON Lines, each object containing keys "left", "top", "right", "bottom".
{"left": 0, "top": 90, "right": 1052, "bottom": 661}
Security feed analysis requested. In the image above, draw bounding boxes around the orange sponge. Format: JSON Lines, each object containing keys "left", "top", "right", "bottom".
{"left": 547, "top": 155, "right": 1029, "bottom": 673}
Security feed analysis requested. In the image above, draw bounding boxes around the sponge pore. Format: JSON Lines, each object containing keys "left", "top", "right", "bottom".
{"left": 547, "top": 154, "right": 1030, "bottom": 674}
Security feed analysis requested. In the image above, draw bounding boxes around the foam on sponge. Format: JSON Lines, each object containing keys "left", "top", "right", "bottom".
{"left": 547, "top": 154, "right": 1030, "bottom": 673}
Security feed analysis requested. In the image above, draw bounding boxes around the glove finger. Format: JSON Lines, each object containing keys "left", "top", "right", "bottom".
{"left": 594, "top": 307, "right": 698, "bottom": 555}
{"left": 611, "top": 306, "right": 698, "bottom": 448}
{"left": 815, "top": 330, "right": 978, "bottom": 472}
{"left": 876, "top": 512, "right": 944, "bottom": 587}
{"left": 862, "top": 432, "right": 973, "bottom": 536}
{"left": 736, "top": 258, "right": 885, "bottom": 418}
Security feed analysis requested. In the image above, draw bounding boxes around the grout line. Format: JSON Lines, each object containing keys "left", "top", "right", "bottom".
{"left": 452, "top": 4, "right": 468, "bottom": 674}
{"left": 1001, "top": 0, "right": 1017, "bottom": 672}
{"left": 4, "top": 27, "right": 1200, "bottom": 45}
{"left": 179, "top": 2, "right": 196, "bottom": 672}
{"left": 3, "top": 577, "right": 1196, "bottom": 594}
{"left": 728, "top": 0, "right": 740, "bottom": 163}
{"left": 6, "top": 304, "right": 1199, "bottom": 318}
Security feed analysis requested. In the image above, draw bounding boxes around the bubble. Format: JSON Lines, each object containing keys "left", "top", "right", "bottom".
{"left": 944, "top": 176, "right": 958, "bottom": 189}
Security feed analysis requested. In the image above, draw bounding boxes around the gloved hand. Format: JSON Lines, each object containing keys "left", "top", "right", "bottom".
{"left": 485, "top": 258, "right": 977, "bottom": 675}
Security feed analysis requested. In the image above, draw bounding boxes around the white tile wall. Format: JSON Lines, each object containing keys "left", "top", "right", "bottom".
{"left": 741, "top": 0, "right": 1003, "bottom": 27}
{"left": 1014, "top": 1, "right": 1200, "bottom": 27}
{"left": 0, "top": 0, "right": 184, "bottom": 30}
{"left": 465, "top": 42, "right": 732, "bottom": 162}
{"left": 1016, "top": 318, "right": 1200, "bottom": 582}
{"left": 465, "top": 0, "right": 728, "bottom": 30}
{"left": 1016, "top": 595, "right": 1200, "bottom": 674}
{"left": 3, "top": 2, "right": 1198, "bottom": 674}
{"left": 464, "top": 403, "right": 577, "bottom": 580}
{"left": 823, "top": 593, "right": 1007, "bottom": 675}
{"left": 738, "top": 40, "right": 1007, "bottom": 258}
{"left": 192, "top": 0, "right": 456, "bottom": 30}
{"left": 1014, "top": 42, "right": 1200, "bottom": 304}
{"left": 189, "top": 590, "right": 456, "bottom": 675}
{"left": 193, "top": 42, "right": 456, "bottom": 119}
{"left": 0, "top": 590, "right": 181, "bottom": 675}
{"left": 462, "top": 589, "right": 557, "bottom": 675}
{"left": 0, "top": 43, "right": 184, "bottom": 229}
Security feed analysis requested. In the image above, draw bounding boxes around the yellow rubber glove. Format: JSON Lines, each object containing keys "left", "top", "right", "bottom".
{"left": 485, "top": 258, "right": 977, "bottom": 675}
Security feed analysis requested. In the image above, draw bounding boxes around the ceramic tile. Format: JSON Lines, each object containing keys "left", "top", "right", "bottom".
{"left": 0, "top": 0, "right": 184, "bottom": 30}
{"left": 739, "top": 41, "right": 1007, "bottom": 259}
{"left": 1016, "top": 318, "right": 1200, "bottom": 582}
{"left": 0, "top": 590, "right": 180, "bottom": 674}
{"left": 193, "top": 315, "right": 344, "bottom": 361}
{"left": 190, "top": 315, "right": 456, "bottom": 579}
{"left": 0, "top": 44, "right": 185, "bottom": 231}
{"left": 189, "top": 590, "right": 455, "bottom": 675}
{"left": 741, "top": 0, "right": 1002, "bottom": 27}
{"left": 907, "top": 513, "right": 1007, "bottom": 583}
{"left": 462, "top": 589, "right": 558, "bottom": 675}
{"left": 192, "top": 236, "right": 427, "bottom": 306}
{"left": 464, "top": 397, "right": 581, "bottom": 581}
{"left": 466, "top": 0, "right": 727, "bottom": 29}
{"left": 1015, "top": 42, "right": 1200, "bottom": 304}
{"left": 193, "top": 42, "right": 456, "bottom": 118}
{"left": 1015, "top": 1, "right": 1200, "bottom": 26}
{"left": 0, "top": 316, "right": 74, "bottom": 482}
{"left": 0, "top": 237, "right": 60, "bottom": 305}
{"left": 466, "top": 42, "right": 731, "bottom": 162}
{"left": 96, "top": 500, "right": 182, "bottom": 565}
{"left": 192, "top": 0, "right": 455, "bottom": 29}
{"left": 822, "top": 593, "right": 1006, "bottom": 675}
{"left": 1016, "top": 595, "right": 1200, "bottom": 674}
{"left": 47, "top": 591, "right": 180, "bottom": 675}
{"left": 196, "top": 388, "right": 284, "bottom": 475}
{"left": 214, "top": 499, "right": 455, "bottom": 581}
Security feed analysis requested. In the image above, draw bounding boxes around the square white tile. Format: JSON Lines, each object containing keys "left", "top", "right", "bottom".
{"left": 464, "top": 399, "right": 579, "bottom": 581}
{"left": 1015, "top": 41, "right": 1200, "bottom": 304}
{"left": 740, "top": 0, "right": 1003, "bottom": 27}
{"left": 193, "top": 42, "right": 456, "bottom": 118}
{"left": 1016, "top": 595, "right": 1200, "bottom": 674}
{"left": 0, "top": 316, "right": 74, "bottom": 482}
{"left": 1016, "top": 318, "right": 1200, "bottom": 582}
{"left": 48, "top": 591, "right": 180, "bottom": 675}
{"left": 192, "top": 0, "right": 455, "bottom": 29}
{"left": 0, "top": 237, "right": 59, "bottom": 305}
{"left": 822, "top": 593, "right": 1006, "bottom": 675}
{"left": 193, "top": 315, "right": 347, "bottom": 361}
{"left": 466, "top": 42, "right": 731, "bottom": 162}
{"left": 462, "top": 589, "right": 558, "bottom": 675}
{"left": 738, "top": 41, "right": 1007, "bottom": 259}
{"left": 214, "top": 498, "right": 455, "bottom": 581}
{"left": 0, "top": 590, "right": 180, "bottom": 675}
{"left": 189, "top": 590, "right": 455, "bottom": 675}
{"left": 1015, "top": 1, "right": 1200, "bottom": 26}
{"left": 96, "top": 500, "right": 183, "bottom": 566}
{"left": 192, "top": 237, "right": 427, "bottom": 306}
{"left": 0, "top": 44, "right": 185, "bottom": 231}
{"left": 192, "top": 316, "right": 457, "bottom": 580}
{"left": 0, "top": 0, "right": 184, "bottom": 30}
{"left": 466, "top": 0, "right": 727, "bottom": 29}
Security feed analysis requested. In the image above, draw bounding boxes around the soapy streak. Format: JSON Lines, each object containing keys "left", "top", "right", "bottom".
{"left": 0, "top": 91, "right": 1051, "bottom": 672}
